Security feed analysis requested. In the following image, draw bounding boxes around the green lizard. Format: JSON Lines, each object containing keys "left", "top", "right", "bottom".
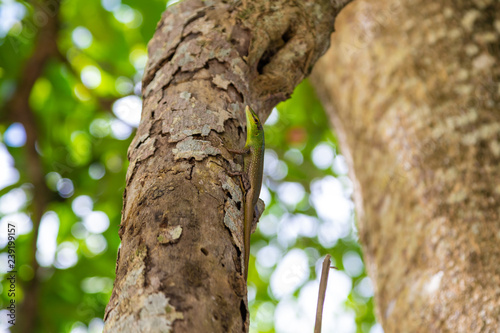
{"left": 227, "top": 105, "right": 265, "bottom": 281}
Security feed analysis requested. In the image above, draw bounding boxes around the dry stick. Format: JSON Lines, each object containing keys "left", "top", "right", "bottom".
{"left": 314, "top": 254, "right": 338, "bottom": 333}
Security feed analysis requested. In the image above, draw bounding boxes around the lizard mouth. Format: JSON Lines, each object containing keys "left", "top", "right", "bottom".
{"left": 246, "top": 106, "right": 259, "bottom": 124}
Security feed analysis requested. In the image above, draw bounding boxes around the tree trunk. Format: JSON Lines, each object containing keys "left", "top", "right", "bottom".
{"left": 103, "top": 0, "right": 349, "bottom": 331}
{"left": 311, "top": 0, "right": 500, "bottom": 332}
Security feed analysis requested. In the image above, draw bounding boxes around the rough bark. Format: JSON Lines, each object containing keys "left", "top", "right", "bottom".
{"left": 104, "top": 0, "right": 349, "bottom": 332}
{"left": 311, "top": 0, "right": 500, "bottom": 332}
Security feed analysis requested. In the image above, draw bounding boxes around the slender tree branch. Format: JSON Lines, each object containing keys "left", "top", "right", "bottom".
{"left": 314, "top": 254, "right": 333, "bottom": 333}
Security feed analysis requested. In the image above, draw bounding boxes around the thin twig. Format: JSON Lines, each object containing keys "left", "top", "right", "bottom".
{"left": 314, "top": 254, "right": 337, "bottom": 333}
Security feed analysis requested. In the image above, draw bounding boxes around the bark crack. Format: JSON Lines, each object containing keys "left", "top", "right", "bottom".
{"left": 143, "top": 12, "right": 207, "bottom": 90}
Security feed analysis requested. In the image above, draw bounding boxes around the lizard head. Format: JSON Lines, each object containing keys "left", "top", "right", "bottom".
{"left": 245, "top": 106, "right": 264, "bottom": 142}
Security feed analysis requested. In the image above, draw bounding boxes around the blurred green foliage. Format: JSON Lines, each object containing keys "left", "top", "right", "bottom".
{"left": 0, "top": 0, "right": 376, "bottom": 332}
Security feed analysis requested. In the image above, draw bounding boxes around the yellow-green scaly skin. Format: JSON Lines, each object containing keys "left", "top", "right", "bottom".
{"left": 242, "top": 106, "right": 264, "bottom": 281}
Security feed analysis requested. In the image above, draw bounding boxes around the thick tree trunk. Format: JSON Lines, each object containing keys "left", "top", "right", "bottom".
{"left": 311, "top": 0, "right": 500, "bottom": 332}
{"left": 104, "top": 0, "right": 349, "bottom": 331}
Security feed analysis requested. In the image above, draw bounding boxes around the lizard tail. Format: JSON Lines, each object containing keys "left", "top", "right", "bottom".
{"left": 244, "top": 196, "right": 253, "bottom": 281}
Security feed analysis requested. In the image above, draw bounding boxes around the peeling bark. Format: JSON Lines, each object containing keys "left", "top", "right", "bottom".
{"left": 311, "top": 0, "right": 500, "bottom": 331}
{"left": 104, "top": 0, "right": 349, "bottom": 331}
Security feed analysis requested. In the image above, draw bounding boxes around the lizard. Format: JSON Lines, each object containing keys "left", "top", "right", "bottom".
{"left": 226, "top": 105, "right": 265, "bottom": 281}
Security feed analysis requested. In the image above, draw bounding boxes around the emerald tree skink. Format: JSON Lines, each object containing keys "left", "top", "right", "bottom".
{"left": 227, "top": 106, "right": 265, "bottom": 281}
